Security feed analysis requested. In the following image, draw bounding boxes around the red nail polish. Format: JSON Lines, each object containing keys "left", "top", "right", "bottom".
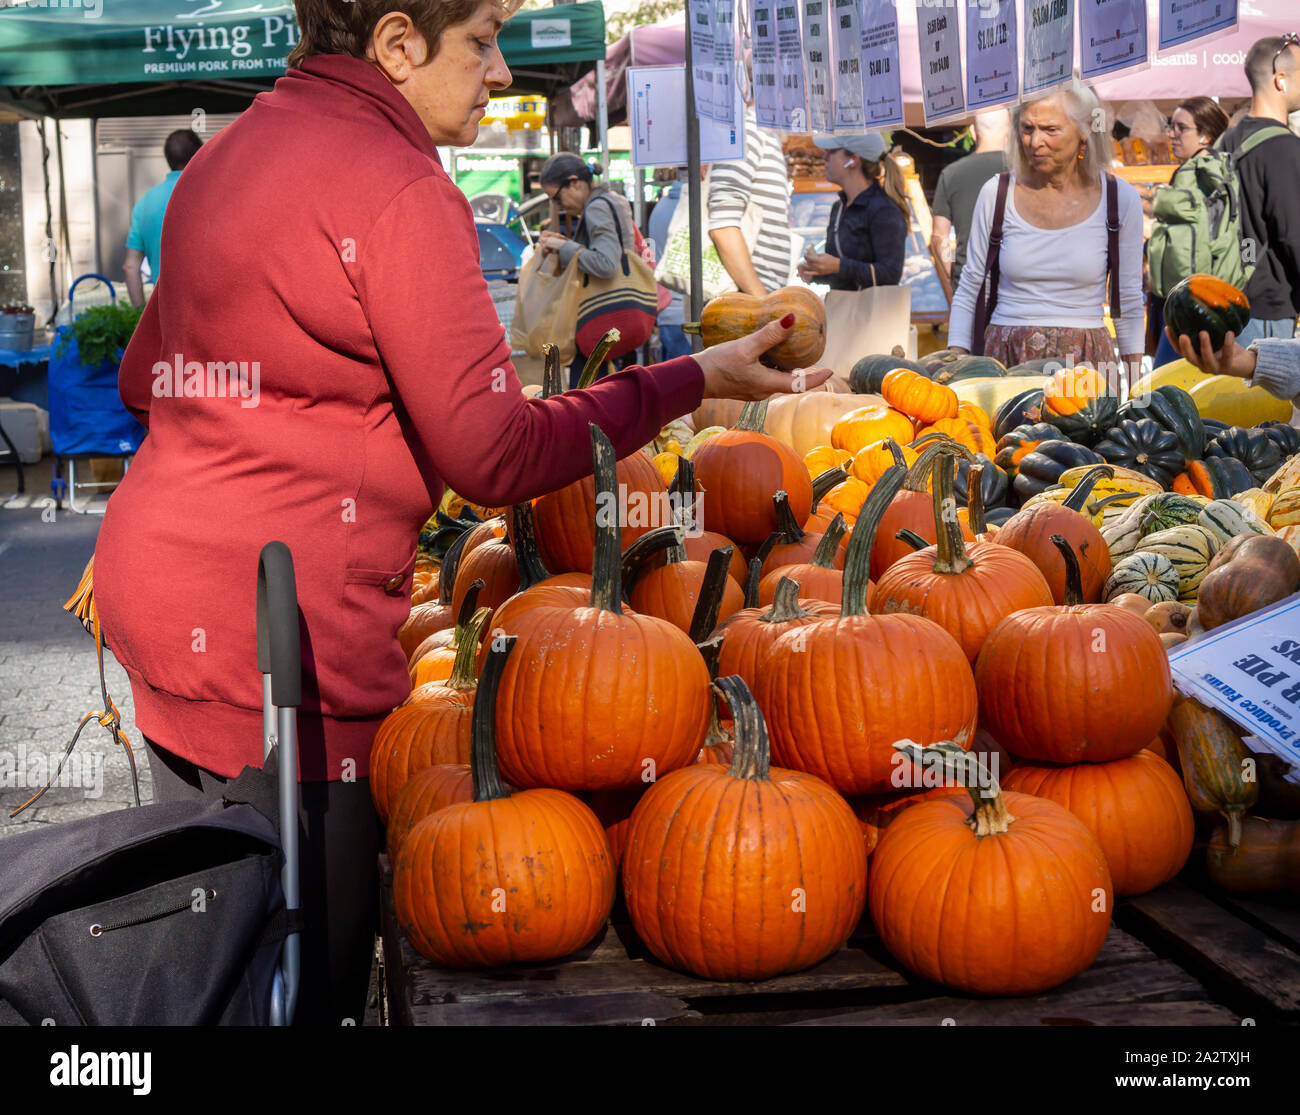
{"left": 780, "top": 313, "right": 795, "bottom": 328}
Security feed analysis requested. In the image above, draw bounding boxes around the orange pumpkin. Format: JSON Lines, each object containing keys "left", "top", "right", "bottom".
{"left": 881, "top": 368, "right": 958, "bottom": 424}
{"left": 758, "top": 514, "right": 849, "bottom": 607}
{"left": 869, "top": 741, "right": 1112, "bottom": 995}
{"left": 385, "top": 763, "right": 474, "bottom": 862}
{"left": 1003, "top": 750, "right": 1193, "bottom": 896}
{"left": 803, "top": 445, "right": 853, "bottom": 477}
{"left": 831, "top": 403, "right": 915, "bottom": 455}
{"left": 763, "top": 388, "right": 864, "bottom": 458}
{"left": 621, "top": 675, "right": 867, "bottom": 980}
{"left": 917, "top": 414, "right": 997, "bottom": 457}
{"left": 870, "top": 440, "right": 975, "bottom": 581}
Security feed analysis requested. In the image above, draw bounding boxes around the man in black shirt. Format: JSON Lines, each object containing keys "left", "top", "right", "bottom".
{"left": 931, "top": 108, "right": 1010, "bottom": 303}
{"left": 1218, "top": 34, "right": 1300, "bottom": 342}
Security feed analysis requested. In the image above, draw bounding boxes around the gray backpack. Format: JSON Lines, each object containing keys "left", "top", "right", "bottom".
{"left": 1147, "top": 124, "right": 1291, "bottom": 298}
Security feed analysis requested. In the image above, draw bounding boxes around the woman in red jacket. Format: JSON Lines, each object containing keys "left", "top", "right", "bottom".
{"left": 93, "top": 0, "right": 823, "bottom": 1024}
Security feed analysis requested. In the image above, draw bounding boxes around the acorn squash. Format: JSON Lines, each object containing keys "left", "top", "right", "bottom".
{"left": 956, "top": 377, "right": 1051, "bottom": 431}
{"left": 953, "top": 453, "right": 1010, "bottom": 510}
{"left": 1174, "top": 456, "right": 1256, "bottom": 500}
{"left": 1258, "top": 421, "right": 1300, "bottom": 458}
{"left": 848, "top": 352, "right": 930, "bottom": 395}
{"left": 1094, "top": 419, "right": 1187, "bottom": 488}
{"left": 1117, "top": 384, "right": 1205, "bottom": 461}
{"left": 1042, "top": 366, "right": 1119, "bottom": 445}
{"left": 994, "top": 422, "right": 1063, "bottom": 475}
{"left": 1011, "top": 441, "right": 1105, "bottom": 503}
{"left": 1162, "top": 274, "right": 1251, "bottom": 352}
{"left": 1205, "top": 426, "right": 1285, "bottom": 486}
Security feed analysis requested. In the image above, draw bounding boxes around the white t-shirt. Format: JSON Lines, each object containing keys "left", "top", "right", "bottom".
{"left": 948, "top": 172, "right": 1145, "bottom": 357}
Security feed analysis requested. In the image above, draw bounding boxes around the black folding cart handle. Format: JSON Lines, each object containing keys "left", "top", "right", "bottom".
{"left": 257, "top": 541, "right": 301, "bottom": 1026}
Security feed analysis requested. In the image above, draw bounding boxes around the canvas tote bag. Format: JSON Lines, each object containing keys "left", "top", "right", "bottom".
{"left": 654, "top": 173, "right": 763, "bottom": 304}
{"left": 510, "top": 250, "right": 583, "bottom": 365}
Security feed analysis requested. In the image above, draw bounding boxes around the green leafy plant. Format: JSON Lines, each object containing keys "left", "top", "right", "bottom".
{"left": 56, "top": 302, "right": 144, "bottom": 368}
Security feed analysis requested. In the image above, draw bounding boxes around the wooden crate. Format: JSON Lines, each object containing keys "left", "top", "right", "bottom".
{"left": 379, "top": 856, "right": 1300, "bottom": 1026}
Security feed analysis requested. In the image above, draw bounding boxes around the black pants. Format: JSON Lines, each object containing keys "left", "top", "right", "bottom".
{"left": 144, "top": 737, "right": 381, "bottom": 1026}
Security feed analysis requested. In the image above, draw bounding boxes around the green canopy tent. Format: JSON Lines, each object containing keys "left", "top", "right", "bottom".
{"left": 0, "top": 0, "right": 606, "bottom": 307}
{"left": 0, "top": 0, "right": 608, "bottom": 117}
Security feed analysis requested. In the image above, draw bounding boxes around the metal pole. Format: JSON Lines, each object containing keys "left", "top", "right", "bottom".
{"left": 684, "top": 13, "right": 704, "bottom": 335}
{"left": 595, "top": 58, "right": 609, "bottom": 178}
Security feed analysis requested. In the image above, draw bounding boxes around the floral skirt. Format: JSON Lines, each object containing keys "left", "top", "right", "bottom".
{"left": 983, "top": 324, "right": 1118, "bottom": 370}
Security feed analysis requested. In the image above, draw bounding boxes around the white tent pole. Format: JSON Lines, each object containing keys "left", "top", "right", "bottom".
{"left": 595, "top": 57, "right": 609, "bottom": 176}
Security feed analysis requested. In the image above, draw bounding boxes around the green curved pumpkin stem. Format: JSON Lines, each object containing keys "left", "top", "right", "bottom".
{"left": 1090, "top": 491, "right": 1140, "bottom": 514}
{"left": 577, "top": 329, "right": 621, "bottom": 388}
{"left": 470, "top": 633, "right": 515, "bottom": 803}
{"left": 1049, "top": 533, "right": 1085, "bottom": 607}
{"left": 811, "top": 465, "right": 850, "bottom": 509}
{"left": 671, "top": 456, "right": 697, "bottom": 530}
{"left": 841, "top": 440, "right": 910, "bottom": 618}
{"left": 967, "top": 464, "right": 988, "bottom": 535}
{"left": 895, "top": 528, "right": 929, "bottom": 551}
{"left": 1063, "top": 465, "right": 1115, "bottom": 513}
{"left": 763, "top": 576, "right": 809, "bottom": 622}
{"left": 771, "top": 490, "right": 805, "bottom": 544}
{"left": 720, "top": 675, "right": 770, "bottom": 782}
{"left": 908, "top": 431, "right": 954, "bottom": 450}
{"left": 454, "top": 579, "right": 484, "bottom": 631}
{"left": 446, "top": 606, "right": 493, "bottom": 692}
{"left": 510, "top": 502, "right": 551, "bottom": 590}
{"left": 619, "top": 525, "right": 685, "bottom": 601}
{"left": 689, "top": 546, "right": 735, "bottom": 643}
{"left": 589, "top": 423, "right": 624, "bottom": 614}
{"left": 541, "top": 342, "right": 563, "bottom": 399}
{"left": 695, "top": 634, "right": 732, "bottom": 754}
{"left": 734, "top": 399, "right": 772, "bottom": 433}
{"left": 905, "top": 437, "right": 972, "bottom": 493}
{"left": 809, "top": 514, "right": 846, "bottom": 568}
{"left": 752, "top": 530, "right": 782, "bottom": 577}
{"left": 894, "top": 739, "right": 1012, "bottom": 836}
{"left": 743, "top": 556, "right": 763, "bottom": 608}
{"left": 930, "top": 451, "right": 974, "bottom": 575}
{"left": 437, "top": 529, "right": 472, "bottom": 607}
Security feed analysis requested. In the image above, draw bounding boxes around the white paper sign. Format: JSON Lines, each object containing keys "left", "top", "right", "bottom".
{"left": 803, "top": 0, "right": 834, "bottom": 132}
{"left": 714, "top": 0, "right": 737, "bottom": 127}
{"left": 1023, "top": 0, "right": 1074, "bottom": 97}
{"left": 1079, "top": 0, "right": 1148, "bottom": 83}
{"left": 965, "top": 0, "right": 1019, "bottom": 111}
{"left": 915, "top": 0, "right": 965, "bottom": 125}
{"left": 1158, "top": 0, "right": 1238, "bottom": 52}
{"left": 860, "top": 0, "right": 904, "bottom": 130}
{"left": 751, "top": 0, "right": 781, "bottom": 128}
{"left": 832, "top": 0, "right": 865, "bottom": 130}
{"left": 1168, "top": 594, "right": 1300, "bottom": 765}
{"left": 687, "top": 0, "right": 716, "bottom": 122}
{"left": 626, "top": 66, "right": 747, "bottom": 167}
{"left": 530, "top": 18, "right": 571, "bottom": 49}
{"left": 776, "top": 0, "right": 810, "bottom": 131}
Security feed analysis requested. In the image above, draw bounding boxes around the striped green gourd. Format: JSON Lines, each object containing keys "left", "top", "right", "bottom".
{"left": 1139, "top": 493, "right": 1205, "bottom": 536}
{"left": 1103, "top": 551, "right": 1181, "bottom": 604}
{"left": 1196, "top": 499, "right": 1272, "bottom": 546}
{"left": 1100, "top": 493, "right": 1159, "bottom": 561}
{"left": 1137, "top": 525, "right": 1220, "bottom": 595}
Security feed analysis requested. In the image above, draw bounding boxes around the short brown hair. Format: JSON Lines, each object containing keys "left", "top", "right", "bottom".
{"left": 288, "top": 0, "right": 517, "bottom": 69}
{"left": 1175, "top": 96, "right": 1230, "bottom": 146}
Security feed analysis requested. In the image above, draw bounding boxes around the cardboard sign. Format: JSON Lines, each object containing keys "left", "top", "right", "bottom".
{"left": 1079, "top": 0, "right": 1148, "bottom": 83}
{"left": 965, "top": 0, "right": 1019, "bottom": 111}
{"left": 1157, "top": 0, "right": 1238, "bottom": 53}
{"left": 860, "top": 0, "right": 905, "bottom": 130}
{"left": 1168, "top": 593, "right": 1300, "bottom": 766}
{"left": 915, "top": 0, "right": 965, "bottom": 125}
{"left": 1023, "top": 0, "right": 1074, "bottom": 97}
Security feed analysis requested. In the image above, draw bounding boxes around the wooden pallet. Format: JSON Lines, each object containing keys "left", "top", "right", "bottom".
{"left": 378, "top": 856, "right": 1300, "bottom": 1026}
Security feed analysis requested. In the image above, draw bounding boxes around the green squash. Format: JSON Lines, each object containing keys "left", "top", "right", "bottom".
{"left": 994, "top": 422, "right": 1064, "bottom": 477}
{"left": 992, "top": 387, "right": 1048, "bottom": 440}
{"left": 932, "top": 355, "right": 1007, "bottom": 385}
{"left": 1163, "top": 274, "right": 1252, "bottom": 352}
{"left": 1005, "top": 357, "right": 1067, "bottom": 377}
{"left": 1104, "top": 551, "right": 1180, "bottom": 604}
{"left": 849, "top": 352, "right": 930, "bottom": 395}
{"left": 1095, "top": 419, "right": 1187, "bottom": 489}
{"left": 1044, "top": 387, "right": 1119, "bottom": 446}
{"left": 1204, "top": 426, "right": 1285, "bottom": 486}
{"left": 1011, "top": 441, "right": 1105, "bottom": 503}
{"left": 1139, "top": 493, "right": 1206, "bottom": 535}
{"left": 1117, "top": 384, "right": 1205, "bottom": 461}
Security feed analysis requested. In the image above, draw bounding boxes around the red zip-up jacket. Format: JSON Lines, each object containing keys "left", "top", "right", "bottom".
{"left": 93, "top": 54, "right": 704, "bottom": 781}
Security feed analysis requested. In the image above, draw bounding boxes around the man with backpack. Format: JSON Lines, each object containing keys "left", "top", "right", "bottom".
{"left": 1215, "top": 34, "right": 1300, "bottom": 343}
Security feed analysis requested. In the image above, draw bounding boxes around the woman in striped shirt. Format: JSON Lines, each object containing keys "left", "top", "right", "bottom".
{"left": 707, "top": 104, "right": 795, "bottom": 294}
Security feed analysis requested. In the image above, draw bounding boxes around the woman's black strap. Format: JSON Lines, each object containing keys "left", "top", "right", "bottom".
{"left": 1106, "top": 172, "right": 1121, "bottom": 320}
{"left": 971, "top": 171, "right": 1011, "bottom": 356}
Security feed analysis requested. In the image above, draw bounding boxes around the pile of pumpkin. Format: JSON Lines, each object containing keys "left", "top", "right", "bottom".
{"left": 379, "top": 379, "right": 1300, "bottom": 997}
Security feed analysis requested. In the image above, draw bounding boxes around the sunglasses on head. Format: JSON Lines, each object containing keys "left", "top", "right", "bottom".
{"left": 1273, "top": 31, "right": 1299, "bottom": 73}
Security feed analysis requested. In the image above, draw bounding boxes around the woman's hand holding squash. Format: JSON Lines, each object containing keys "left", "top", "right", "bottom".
{"left": 692, "top": 314, "right": 833, "bottom": 400}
